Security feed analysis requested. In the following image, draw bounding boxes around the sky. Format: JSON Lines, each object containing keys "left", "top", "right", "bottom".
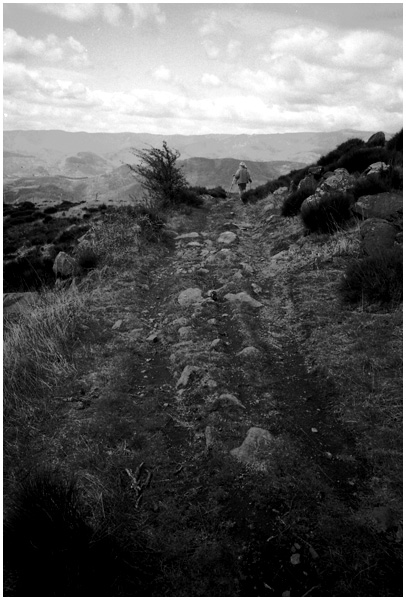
{"left": 3, "top": 2, "right": 403, "bottom": 134}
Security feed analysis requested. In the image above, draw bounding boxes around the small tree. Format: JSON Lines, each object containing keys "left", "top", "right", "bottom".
{"left": 128, "top": 141, "right": 188, "bottom": 208}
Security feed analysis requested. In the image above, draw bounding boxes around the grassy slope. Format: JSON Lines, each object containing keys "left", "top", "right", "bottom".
{"left": 3, "top": 194, "right": 402, "bottom": 596}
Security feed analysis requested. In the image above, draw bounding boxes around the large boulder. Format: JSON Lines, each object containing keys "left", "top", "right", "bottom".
{"left": 52, "top": 252, "right": 78, "bottom": 277}
{"left": 360, "top": 219, "right": 399, "bottom": 256}
{"left": 353, "top": 192, "right": 403, "bottom": 221}
{"left": 301, "top": 168, "right": 356, "bottom": 216}
{"left": 366, "top": 131, "right": 386, "bottom": 147}
{"left": 318, "top": 168, "right": 357, "bottom": 195}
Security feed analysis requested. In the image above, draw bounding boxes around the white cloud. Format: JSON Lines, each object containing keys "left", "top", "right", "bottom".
{"left": 153, "top": 65, "right": 172, "bottom": 82}
{"left": 226, "top": 39, "right": 241, "bottom": 60}
{"left": 201, "top": 73, "right": 221, "bottom": 87}
{"left": 128, "top": 4, "right": 166, "bottom": 28}
{"left": 3, "top": 29, "right": 89, "bottom": 67}
{"left": 198, "top": 11, "right": 222, "bottom": 37}
{"left": 37, "top": 4, "right": 99, "bottom": 22}
{"left": 201, "top": 39, "right": 220, "bottom": 59}
{"left": 101, "top": 4, "right": 123, "bottom": 27}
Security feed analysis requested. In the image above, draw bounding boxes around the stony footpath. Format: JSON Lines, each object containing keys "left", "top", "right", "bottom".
{"left": 46, "top": 192, "right": 400, "bottom": 596}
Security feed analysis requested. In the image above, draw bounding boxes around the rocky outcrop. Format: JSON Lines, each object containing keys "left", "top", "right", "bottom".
{"left": 363, "top": 162, "right": 390, "bottom": 177}
{"left": 360, "top": 219, "right": 399, "bottom": 256}
{"left": 353, "top": 192, "right": 403, "bottom": 221}
{"left": 366, "top": 131, "right": 386, "bottom": 147}
{"left": 300, "top": 168, "right": 357, "bottom": 216}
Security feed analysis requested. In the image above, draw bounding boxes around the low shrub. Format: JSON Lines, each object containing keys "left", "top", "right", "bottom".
{"left": 133, "top": 205, "right": 167, "bottom": 243}
{"left": 75, "top": 246, "right": 100, "bottom": 271}
{"left": 317, "top": 138, "right": 366, "bottom": 169}
{"left": 176, "top": 187, "right": 204, "bottom": 207}
{"left": 337, "top": 146, "right": 388, "bottom": 173}
{"left": 301, "top": 192, "right": 353, "bottom": 233}
{"left": 207, "top": 186, "right": 227, "bottom": 199}
{"left": 350, "top": 173, "right": 393, "bottom": 200}
{"left": 339, "top": 246, "right": 402, "bottom": 307}
{"left": 281, "top": 177, "right": 318, "bottom": 217}
{"left": 386, "top": 129, "right": 403, "bottom": 153}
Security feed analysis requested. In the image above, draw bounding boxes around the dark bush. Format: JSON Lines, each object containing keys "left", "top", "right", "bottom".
{"left": 281, "top": 178, "right": 318, "bottom": 217}
{"left": 337, "top": 147, "right": 388, "bottom": 173}
{"left": 131, "top": 204, "right": 167, "bottom": 242}
{"left": 3, "top": 257, "right": 55, "bottom": 292}
{"left": 350, "top": 173, "right": 393, "bottom": 200}
{"left": 4, "top": 470, "right": 158, "bottom": 597}
{"left": 44, "top": 206, "right": 59, "bottom": 214}
{"left": 386, "top": 129, "right": 403, "bottom": 153}
{"left": 339, "top": 246, "right": 402, "bottom": 307}
{"left": 317, "top": 138, "right": 366, "bottom": 169}
{"left": 176, "top": 187, "right": 204, "bottom": 207}
{"left": 301, "top": 192, "right": 353, "bottom": 233}
{"left": 207, "top": 186, "right": 227, "bottom": 199}
{"left": 76, "top": 247, "right": 100, "bottom": 271}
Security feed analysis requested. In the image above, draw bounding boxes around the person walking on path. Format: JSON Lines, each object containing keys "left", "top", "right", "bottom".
{"left": 231, "top": 162, "right": 252, "bottom": 200}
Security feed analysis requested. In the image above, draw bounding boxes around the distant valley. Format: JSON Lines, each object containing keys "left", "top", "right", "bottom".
{"left": 3, "top": 128, "right": 384, "bottom": 208}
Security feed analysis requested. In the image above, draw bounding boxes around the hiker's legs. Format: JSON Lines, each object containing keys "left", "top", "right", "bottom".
{"left": 238, "top": 183, "right": 246, "bottom": 200}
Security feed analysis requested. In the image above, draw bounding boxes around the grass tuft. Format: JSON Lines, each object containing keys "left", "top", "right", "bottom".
{"left": 339, "top": 246, "right": 403, "bottom": 307}
{"left": 301, "top": 192, "right": 353, "bottom": 233}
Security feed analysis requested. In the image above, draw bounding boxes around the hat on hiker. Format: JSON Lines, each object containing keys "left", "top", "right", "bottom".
{"left": 240, "top": 162, "right": 247, "bottom": 168}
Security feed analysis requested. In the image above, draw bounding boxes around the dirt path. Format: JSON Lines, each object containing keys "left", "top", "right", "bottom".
{"left": 40, "top": 193, "right": 401, "bottom": 596}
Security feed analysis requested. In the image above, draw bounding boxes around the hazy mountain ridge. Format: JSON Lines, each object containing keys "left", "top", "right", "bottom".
{"left": 4, "top": 128, "right": 384, "bottom": 168}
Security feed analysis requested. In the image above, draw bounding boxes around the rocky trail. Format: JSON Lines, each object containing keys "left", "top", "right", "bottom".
{"left": 17, "top": 192, "right": 401, "bottom": 596}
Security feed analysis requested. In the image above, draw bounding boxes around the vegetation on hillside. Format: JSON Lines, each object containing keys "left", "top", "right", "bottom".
{"left": 128, "top": 141, "right": 203, "bottom": 208}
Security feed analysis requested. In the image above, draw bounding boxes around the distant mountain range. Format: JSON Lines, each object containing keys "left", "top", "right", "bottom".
{"left": 3, "top": 128, "right": 389, "bottom": 204}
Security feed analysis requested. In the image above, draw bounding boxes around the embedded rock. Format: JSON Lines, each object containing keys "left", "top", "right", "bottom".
{"left": 237, "top": 346, "right": 262, "bottom": 358}
{"left": 363, "top": 161, "right": 390, "bottom": 176}
{"left": 230, "top": 427, "right": 276, "bottom": 470}
{"left": 175, "top": 232, "right": 201, "bottom": 241}
{"left": 52, "top": 252, "right": 78, "bottom": 277}
{"left": 217, "top": 231, "right": 237, "bottom": 245}
{"left": 224, "top": 292, "right": 263, "bottom": 308}
{"left": 178, "top": 288, "right": 204, "bottom": 306}
{"left": 176, "top": 365, "right": 200, "bottom": 388}
{"left": 353, "top": 192, "right": 403, "bottom": 221}
{"left": 360, "top": 219, "right": 399, "bottom": 256}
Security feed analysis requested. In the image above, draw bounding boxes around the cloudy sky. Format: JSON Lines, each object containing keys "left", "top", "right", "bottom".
{"left": 3, "top": 2, "right": 403, "bottom": 134}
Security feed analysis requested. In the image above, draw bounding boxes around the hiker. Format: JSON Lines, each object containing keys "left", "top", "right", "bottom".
{"left": 232, "top": 162, "right": 252, "bottom": 200}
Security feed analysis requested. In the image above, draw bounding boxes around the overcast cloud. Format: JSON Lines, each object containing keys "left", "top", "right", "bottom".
{"left": 3, "top": 3, "right": 403, "bottom": 134}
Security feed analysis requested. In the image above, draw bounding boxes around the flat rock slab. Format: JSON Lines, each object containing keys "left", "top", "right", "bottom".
{"left": 175, "top": 232, "right": 201, "bottom": 240}
{"left": 225, "top": 291, "right": 263, "bottom": 308}
{"left": 217, "top": 231, "right": 238, "bottom": 245}
{"left": 230, "top": 427, "right": 277, "bottom": 471}
{"left": 178, "top": 288, "right": 204, "bottom": 306}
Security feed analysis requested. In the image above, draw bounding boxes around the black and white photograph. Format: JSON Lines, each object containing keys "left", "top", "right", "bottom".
{"left": 3, "top": 2, "right": 403, "bottom": 597}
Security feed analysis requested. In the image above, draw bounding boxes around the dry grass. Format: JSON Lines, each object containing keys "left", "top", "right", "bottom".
{"left": 4, "top": 286, "right": 89, "bottom": 416}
